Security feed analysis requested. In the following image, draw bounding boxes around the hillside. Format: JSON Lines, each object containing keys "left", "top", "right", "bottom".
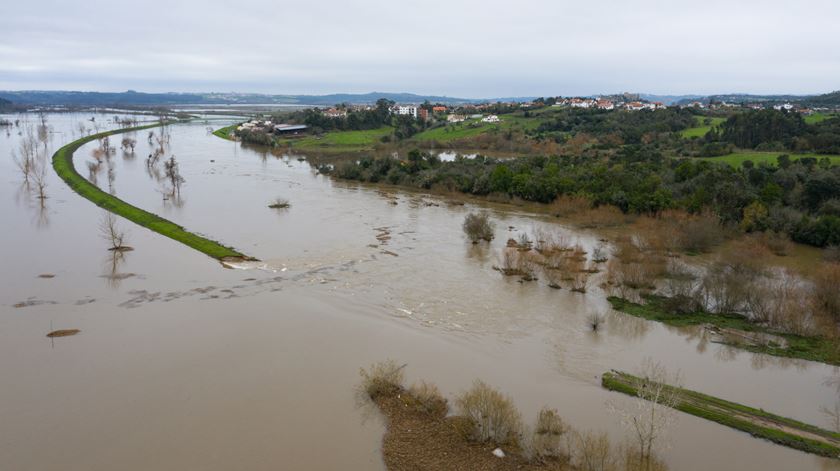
{"left": 0, "top": 97, "right": 13, "bottom": 111}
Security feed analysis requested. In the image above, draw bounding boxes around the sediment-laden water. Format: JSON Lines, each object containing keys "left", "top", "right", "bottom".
{"left": 2, "top": 114, "right": 839, "bottom": 470}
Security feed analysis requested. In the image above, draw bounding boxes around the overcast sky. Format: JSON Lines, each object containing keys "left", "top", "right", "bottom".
{"left": 1, "top": 0, "right": 838, "bottom": 98}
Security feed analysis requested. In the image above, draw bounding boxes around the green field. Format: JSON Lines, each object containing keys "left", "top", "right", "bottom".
{"left": 280, "top": 126, "right": 393, "bottom": 151}
{"left": 54, "top": 123, "right": 251, "bottom": 261}
{"left": 681, "top": 116, "right": 726, "bottom": 138}
{"left": 411, "top": 114, "right": 541, "bottom": 143}
{"left": 411, "top": 119, "right": 494, "bottom": 142}
{"left": 805, "top": 112, "right": 837, "bottom": 124}
{"left": 698, "top": 152, "right": 840, "bottom": 167}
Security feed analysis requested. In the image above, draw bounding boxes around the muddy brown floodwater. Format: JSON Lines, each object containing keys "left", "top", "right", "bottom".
{"left": 2, "top": 113, "right": 840, "bottom": 471}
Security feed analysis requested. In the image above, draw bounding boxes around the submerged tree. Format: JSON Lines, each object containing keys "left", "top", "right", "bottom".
{"left": 99, "top": 212, "right": 130, "bottom": 251}
{"left": 463, "top": 212, "right": 495, "bottom": 243}
{"left": 121, "top": 136, "right": 137, "bottom": 154}
{"left": 163, "top": 155, "right": 185, "bottom": 196}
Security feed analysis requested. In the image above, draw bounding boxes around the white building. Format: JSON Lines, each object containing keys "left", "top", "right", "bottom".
{"left": 447, "top": 114, "right": 466, "bottom": 123}
{"left": 596, "top": 99, "right": 614, "bottom": 110}
{"left": 773, "top": 103, "right": 794, "bottom": 111}
{"left": 394, "top": 105, "right": 418, "bottom": 118}
{"left": 482, "top": 115, "right": 500, "bottom": 123}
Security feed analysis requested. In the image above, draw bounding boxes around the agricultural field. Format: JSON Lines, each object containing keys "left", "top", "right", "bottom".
{"left": 280, "top": 126, "right": 393, "bottom": 151}
{"left": 681, "top": 115, "right": 726, "bottom": 138}
{"left": 804, "top": 112, "right": 838, "bottom": 124}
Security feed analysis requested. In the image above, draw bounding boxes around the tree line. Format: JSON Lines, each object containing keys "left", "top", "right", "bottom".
{"left": 329, "top": 147, "right": 840, "bottom": 247}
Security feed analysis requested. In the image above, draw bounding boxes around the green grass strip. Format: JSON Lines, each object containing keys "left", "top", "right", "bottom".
{"left": 52, "top": 122, "right": 253, "bottom": 261}
{"left": 602, "top": 370, "right": 840, "bottom": 458}
{"left": 212, "top": 123, "right": 239, "bottom": 141}
{"left": 608, "top": 296, "right": 840, "bottom": 366}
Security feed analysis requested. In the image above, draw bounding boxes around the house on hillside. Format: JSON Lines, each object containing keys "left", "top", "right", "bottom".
{"left": 596, "top": 99, "right": 614, "bottom": 110}
{"left": 447, "top": 114, "right": 466, "bottom": 123}
{"left": 570, "top": 98, "right": 595, "bottom": 109}
{"left": 482, "top": 115, "right": 500, "bottom": 123}
{"left": 432, "top": 105, "right": 447, "bottom": 113}
{"left": 323, "top": 108, "right": 347, "bottom": 119}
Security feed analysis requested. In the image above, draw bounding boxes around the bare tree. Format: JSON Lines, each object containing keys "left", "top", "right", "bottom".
{"left": 12, "top": 125, "right": 38, "bottom": 184}
{"left": 99, "top": 212, "right": 130, "bottom": 251}
{"left": 31, "top": 160, "right": 48, "bottom": 207}
{"left": 613, "top": 360, "right": 682, "bottom": 471}
{"left": 821, "top": 400, "right": 840, "bottom": 433}
{"left": 163, "top": 155, "right": 185, "bottom": 196}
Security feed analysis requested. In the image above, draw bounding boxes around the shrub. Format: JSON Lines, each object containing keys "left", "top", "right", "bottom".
{"left": 812, "top": 263, "right": 840, "bottom": 323}
{"left": 823, "top": 245, "right": 840, "bottom": 263}
{"left": 407, "top": 381, "right": 448, "bottom": 418}
{"left": 456, "top": 380, "right": 523, "bottom": 445}
{"left": 587, "top": 312, "right": 606, "bottom": 331}
{"left": 526, "top": 407, "right": 567, "bottom": 462}
{"left": 463, "top": 212, "right": 494, "bottom": 243}
{"left": 571, "top": 430, "right": 616, "bottom": 471}
{"left": 359, "top": 360, "right": 404, "bottom": 399}
{"left": 268, "top": 198, "right": 291, "bottom": 209}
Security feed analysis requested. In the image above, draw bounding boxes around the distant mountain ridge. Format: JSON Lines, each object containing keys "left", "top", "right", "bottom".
{"left": 672, "top": 91, "right": 840, "bottom": 107}
{"left": 0, "top": 90, "right": 535, "bottom": 107}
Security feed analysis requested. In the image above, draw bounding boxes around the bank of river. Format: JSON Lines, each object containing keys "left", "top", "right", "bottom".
{"left": 2, "top": 113, "right": 840, "bottom": 470}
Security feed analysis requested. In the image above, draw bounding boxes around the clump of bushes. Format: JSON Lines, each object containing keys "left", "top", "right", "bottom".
{"left": 526, "top": 407, "right": 567, "bottom": 462}
{"left": 463, "top": 212, "right": 495, "bottom": 243}
{"left": 268, "top": 198, "right": 291, "bottom": 209}
{"left": 456, "top": 380, "right": 523, "bottom": 444}
{"left": 408, "top": 381, "right": 448, "bottom": 418}
{"left": 359, "top": 360, "right": 404, "bottom": 399}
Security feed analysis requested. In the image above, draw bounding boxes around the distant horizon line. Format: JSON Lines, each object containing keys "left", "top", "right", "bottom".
{"left": 1, "top": 88, "right": 836, "bottom": 100}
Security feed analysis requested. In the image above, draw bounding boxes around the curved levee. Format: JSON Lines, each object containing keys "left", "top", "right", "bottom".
{"left": 52, "top": 121, "right": 254, "bottom": 262}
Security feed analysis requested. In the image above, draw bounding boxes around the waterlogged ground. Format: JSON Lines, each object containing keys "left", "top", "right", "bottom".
{"left": 2, "top": 114, "right": 840, "bottom": 471}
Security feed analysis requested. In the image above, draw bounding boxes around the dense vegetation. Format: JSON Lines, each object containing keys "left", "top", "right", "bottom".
{"left": 330, "top": 144, "right": 840, "bottom": 247}
{"left": 528, "top": 108, "right": 697, "bottom": 144}
{"left": 710, "top": 109, "right": 840, "bottom": 154}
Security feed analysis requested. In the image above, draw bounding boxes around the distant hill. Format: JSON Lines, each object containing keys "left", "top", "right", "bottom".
{"left": 0, "top": 97, "right": 13, "bottom": 111}
{"left": 671, "top": 92, "right": 840, "bottom": 108}
{"left": 804, "top": 91, "right": 840, "bottom": 107}
{"left": 639, "top": 94, "right": 705, "bottom": 105}
{"left": 0, "top": 90, "right": 520, "bottom": 107}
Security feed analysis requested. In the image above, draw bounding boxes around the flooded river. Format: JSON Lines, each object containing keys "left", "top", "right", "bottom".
{"left": 2, "top": 113, "right": 839, "bottom": 470}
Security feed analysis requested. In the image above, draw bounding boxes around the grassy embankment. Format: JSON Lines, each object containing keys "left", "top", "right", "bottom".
{"left": 608, "top": 296, "right": 840, "bottom": 366}
{"left": 53, "top": 122, "right": 252, "bottom": 261}
{"left": 699, "top": 152, "right": 840, "bottom": 167}
{"left": 602, "top": 370, "right": 840, "bottom": 458}
{"left": 212, "top": 123, "right": 238, "bottom": 140}
{"left": 680, "top": 115, "right": 726, "bottom": 138}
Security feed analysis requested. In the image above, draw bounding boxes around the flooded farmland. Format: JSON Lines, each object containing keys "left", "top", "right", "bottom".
{"left": 2, "top": 113, "right": 840, "bottom": 471}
